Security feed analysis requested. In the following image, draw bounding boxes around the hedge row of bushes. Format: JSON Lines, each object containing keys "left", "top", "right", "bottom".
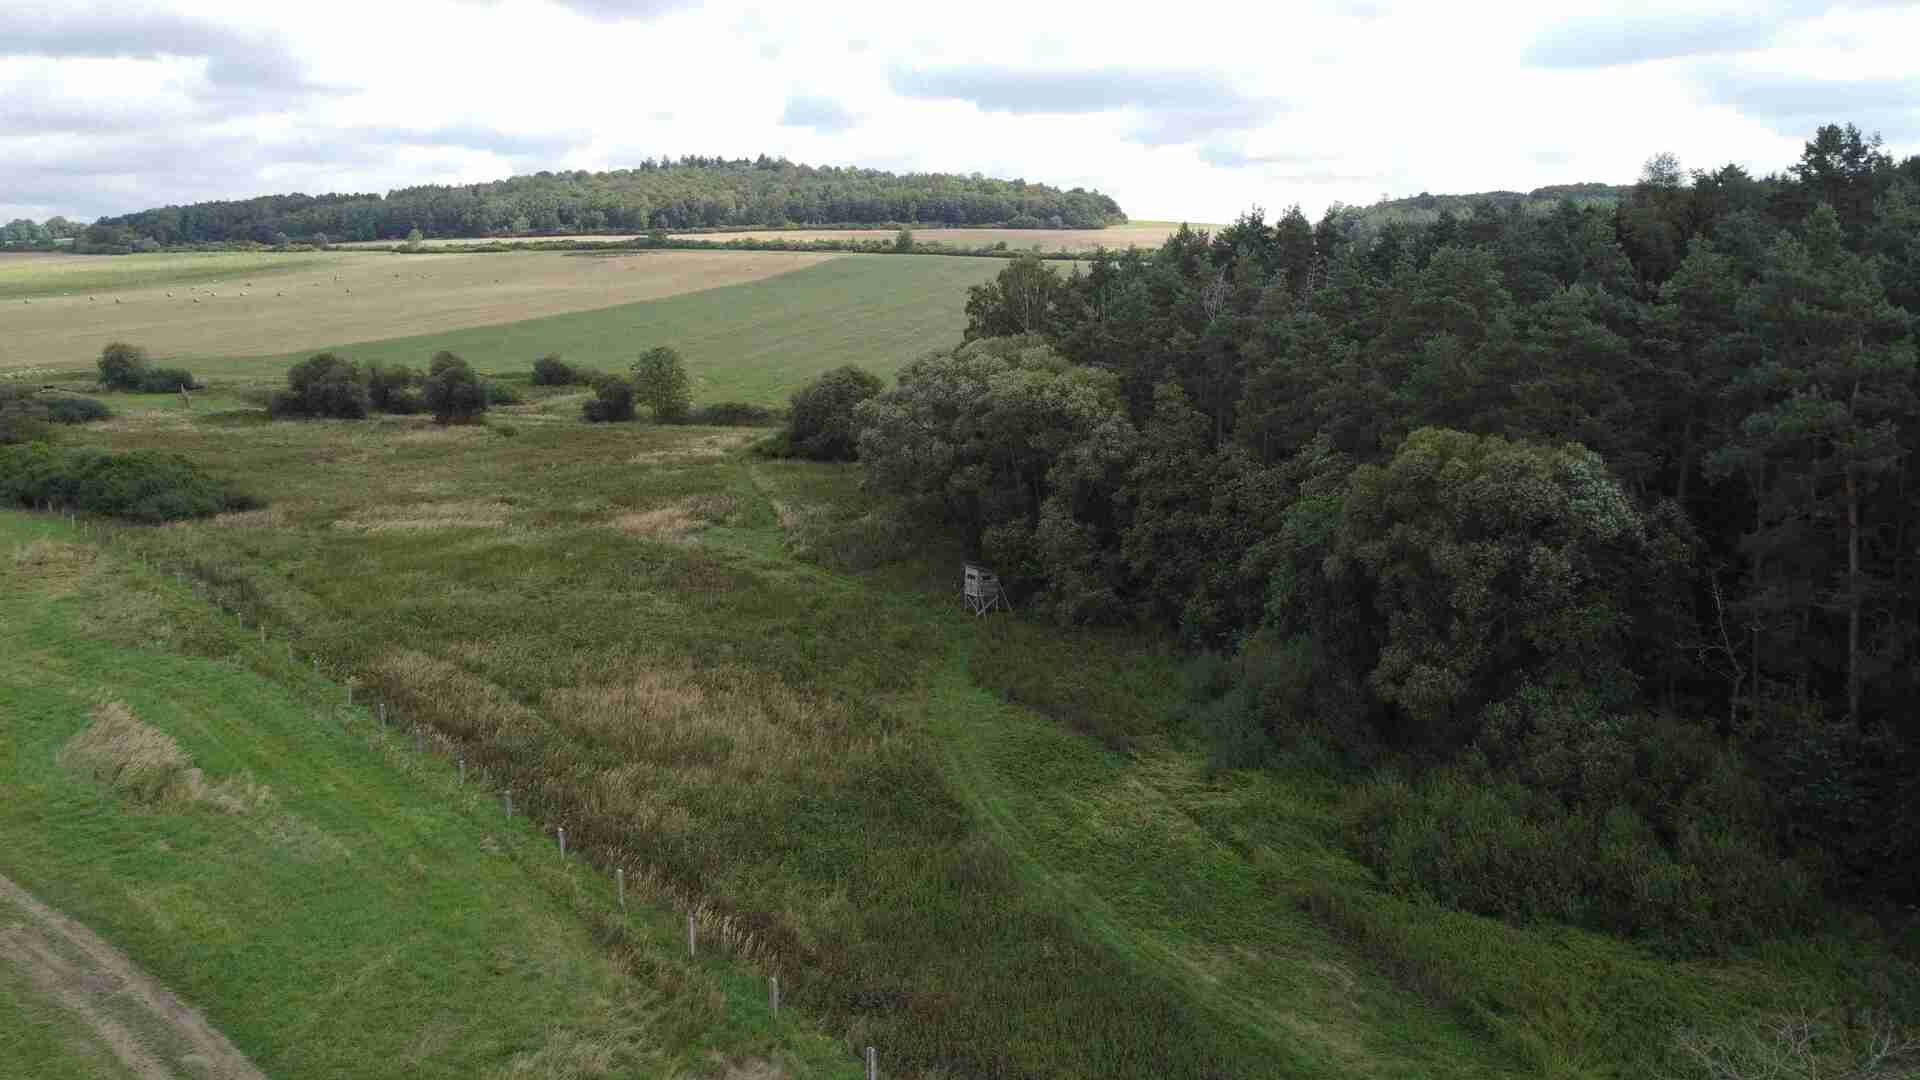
{"left": 0, "top": 444, "right": 258, "bottom": 522}
{"left": 269, "top": 352, "right": 501, "bottom": 424}
{"left": 1, "top": 388, "right": 113, "bottom": 445}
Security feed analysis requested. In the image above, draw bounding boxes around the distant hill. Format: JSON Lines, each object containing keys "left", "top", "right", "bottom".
{"left": 1346, "top": 182, "right": 1631, "bottom": 229}
{"left": 80, "top": 157, "right": 1128, "bottom": 249}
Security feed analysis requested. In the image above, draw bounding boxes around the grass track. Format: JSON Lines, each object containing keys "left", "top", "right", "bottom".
{"left": 928, "top": 649, "right": 1513, "bottom": 1078}
{"left": 0, "top": 511, "right": 855, "bottom": 1079}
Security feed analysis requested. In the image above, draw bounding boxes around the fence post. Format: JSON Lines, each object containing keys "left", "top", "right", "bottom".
{"left": 558, "top": 826, "right": 566, "bottom": 857}
{"left": 687, "top": 914, "right": 696, "bottom": 958}
{"left": 458, "top": 756, "right": 466, "bottom": 785}
{"left": 379, "top": 703, "right": 386, "bottom": 732}
{"left": 866, "top": 1046, "right": 877, "bottom": 1080}
{"left": 414, "top": 726, "right": 423, "bottom": 754}
{"left": 616, "top": 868, "right": 625, "bottom": 912}
{"left": 770, "top": 975, "right": 778, "bottom": 1017}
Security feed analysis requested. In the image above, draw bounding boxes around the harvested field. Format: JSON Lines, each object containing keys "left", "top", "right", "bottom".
{"left": 668, "top": 222, "right": 1215, "bottom": 252}
{"left": 0, "top": 250, "right": 835, "bottom": 374}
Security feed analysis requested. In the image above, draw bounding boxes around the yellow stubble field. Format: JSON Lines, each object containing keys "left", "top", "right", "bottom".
{"left": 0, "top": 249, "right": 836, "bottom": 373}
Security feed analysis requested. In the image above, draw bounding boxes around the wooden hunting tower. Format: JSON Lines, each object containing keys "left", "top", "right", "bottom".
{"left": 962, "top": 562, "right": 1011, "bottom": 616}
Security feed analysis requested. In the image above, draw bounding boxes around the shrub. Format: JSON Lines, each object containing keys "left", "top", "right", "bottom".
{"left": 42, "top": 396, "right": 112, "bottom": 424}
{"left": 582, "top": 376, "right": 636, "bottom": 422}
{"left": 786, "top": 365, "right": 883, "bottom": 460}
{"left": 482, "top": 380, "right": 520, "bottom": 406}
{"left": 0, "top": 388, "right": 53, "bottom": 445}
{"left": 0, "top": 444, "right": 258, "bottom": 521}
{"left": 688, "top": 401, "right": 779, "bottom": 426}
{"left": 631, "top": 346, "right": 691, "bottom": 422}
{"left": 367, "top": 364, "right": 423, "bottom": 414}
{"left": 422, "top": 351, "right": 487, "bottom": 424}
{"left": 269, "top": 353, "right": 368, "bottom": 419}
{"left": 1341, "top": 708, "right": 1819, "bottom": 955}
{"left": 97, "top": 342, "right": 148, "bottom": 389}
{"left": 135, "top": 367, "right": 199, "bottom": 394}
{"left": 531, "top": 354, "right": 578, "bottom": 386}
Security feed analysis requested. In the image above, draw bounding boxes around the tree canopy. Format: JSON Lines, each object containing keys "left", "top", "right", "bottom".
{"left": 79, "top": 157, "right": 1127, "bottom": 247}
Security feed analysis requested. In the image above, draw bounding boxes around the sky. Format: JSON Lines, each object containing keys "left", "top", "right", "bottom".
{"left": 3, "top": 0, "right": 1918, "bottom": 226}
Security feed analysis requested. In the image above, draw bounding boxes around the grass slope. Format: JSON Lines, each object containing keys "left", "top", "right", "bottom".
{"left": 0, "top": 511, "right": 854, "bottom": 1079}
{"left": 239, "top": 254, "right": 1001, "bottom": 403}
{"left": 23, "top": 356, "right": 1912, "bottom": 1077}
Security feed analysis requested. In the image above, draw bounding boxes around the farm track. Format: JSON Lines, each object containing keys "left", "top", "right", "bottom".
{"left": 0, "top": 874, "right": 265, "bottom": 1080}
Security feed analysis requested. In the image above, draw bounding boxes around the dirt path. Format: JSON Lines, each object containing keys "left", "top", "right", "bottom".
{"left": 0, "top": 873, "right": 266, "bottom": 1080}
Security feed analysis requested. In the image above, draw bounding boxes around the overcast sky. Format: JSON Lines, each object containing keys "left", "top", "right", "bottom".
{"left": 4, "top": 0, "right": 1917, "bottom": 226}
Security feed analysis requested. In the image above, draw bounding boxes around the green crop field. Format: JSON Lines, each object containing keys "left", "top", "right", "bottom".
{"left": 6, "top": 374, "right": 1905, "bottom": 1078}
{"left": 0, "top": 510, "right": 855, "bottom": 1079}
{"left": 236, "top": 254, "right": 1003, "bottom": 404}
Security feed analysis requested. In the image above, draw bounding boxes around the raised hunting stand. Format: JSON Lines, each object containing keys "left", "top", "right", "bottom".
{"left": 962, "top": 562, "right": 1011, "bottom": 617}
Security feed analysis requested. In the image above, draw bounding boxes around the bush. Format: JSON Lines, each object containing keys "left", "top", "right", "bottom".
{"left": 0, "top": 388, "right": 54, "bottom": 445}
{"left": 42, "top": 396, "right": 112, "bottom": 424}
{"left": 786, "top": 364, "right": 884, "bottom": 459}
{"left": 531, "top": 354, "right": 578, "bottom": 386}
{"left": 1341, "top": 708, "right": 1818, "bottom": 955}
{"left": 688, "top": 401, "right": 779, "bottom": 426}
{"left": 631, "top": 346, "right": 691, "bottom": 422}
{"left": 582, "top": 376, "right": 636, "bottom": 422}
{"left": 0, "top": 444, "right": 258, "bottom": 521}
{"left": 269, "top": 353, "right": 368, "bottom": 419}
{"left": 135, "top": 367, "right": 199, "bottom": 394}
{"left": 97, "top": 342, "right": 148, "bottom": 389}
{"left": 367, "top": 364, "right": 423, "bottom": 414}
{"left": 422, "top": 351, "right": 487, "bottom": 424}
{"left": 482, "top": 379, "right": 520, "bottom": 406}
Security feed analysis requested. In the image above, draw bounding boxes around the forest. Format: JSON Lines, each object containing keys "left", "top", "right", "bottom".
{"left": 69, "top": 157, "right": 1126, "bottom": 249}
{"left": 849, "top": 123, "right": 1920, "bottom": 948}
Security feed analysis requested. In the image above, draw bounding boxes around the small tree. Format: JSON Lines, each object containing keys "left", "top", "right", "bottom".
{"left": 367, "top": 363, "right": 423, "bottom": 414}
{"left": 786, "top": 365, "right": 883, "bottom": 460}
{"left": 270, "top": 353, "right": 369, "bottom": 419}
{"left": 422, "top": 351, "right": 487, "bottom": 424}
{"left": 97, "top": 342, "right": 149, "bottom": 390}
{"left": 631, "top": 346, "right": 691, "bottom": 423}
{"left": 403, "top": 227, "right": 425, "bottom": 251}
{"left": 894, "top": 227, "right": 915, "bottom": 253}
{"left": 582, "top": 375, "right": 636, "bottom": 422}
{"left": 531, "top": 354, "right": 577, "bottom": 386}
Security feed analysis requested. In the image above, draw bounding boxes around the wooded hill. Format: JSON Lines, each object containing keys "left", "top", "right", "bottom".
{"left": 76, "top": 157, "right": 1127, "bottom": 249}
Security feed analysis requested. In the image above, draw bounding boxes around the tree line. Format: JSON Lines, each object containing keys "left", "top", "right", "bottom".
{"left": 75, "top": 157, "right": 1126, "bottom": 249}
{"left": 837, "top": 122, "right": 1920, "bottom": 947}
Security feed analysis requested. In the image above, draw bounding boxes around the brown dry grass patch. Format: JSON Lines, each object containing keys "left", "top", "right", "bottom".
{"left": 626, "top": 431, "right": 753, "bottom": 465}
{"left": 58, "top": 702, "right": 270, "bottom": 814}
{"left": 1, "top": 250, "right": 837, "bottom": 372}
{"left": 10, "top": 539, "right": 97, "bottom": 594}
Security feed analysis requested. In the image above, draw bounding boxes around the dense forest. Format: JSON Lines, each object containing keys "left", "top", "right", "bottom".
{"left": 850, "top": 123, "right": 1920, "bottom": 949}
{"left": 67, "top": 157, "right": 1126, "bottom": 249}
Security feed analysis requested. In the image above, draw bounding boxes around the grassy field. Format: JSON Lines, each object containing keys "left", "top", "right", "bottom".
{"left": 0, "top": 509, "right": 856, "bottom": 1078}
{"left": 0, "top": 249, "right": 835, "bottom": 375}
{"left": 0, "top": 250, "right": 336, "bottom": 302}
{"left": 16, "top": 254, "right": 1002, "bottom": 406}
{"left": 17, "top": 383, "right": 1910, "bottom": 1078}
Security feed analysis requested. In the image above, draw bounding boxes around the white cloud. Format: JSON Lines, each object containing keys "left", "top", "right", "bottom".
{"left": 3, "top": 0, "right": 1916, "bottom": 226}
